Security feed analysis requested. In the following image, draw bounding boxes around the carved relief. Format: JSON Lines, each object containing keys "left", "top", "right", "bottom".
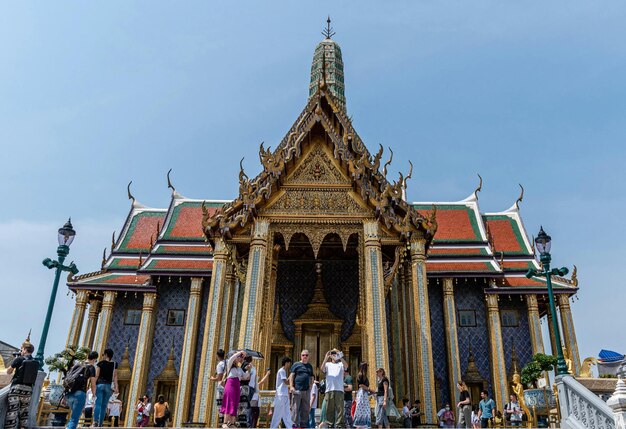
{"left": 285, "top": 145, "right": 349, "bottom": 185}
{"left": 277, "top": 224, "right": 360, "bottom": 258}
{"left": 262, "top": 189, "right": 369, "bottom": 216}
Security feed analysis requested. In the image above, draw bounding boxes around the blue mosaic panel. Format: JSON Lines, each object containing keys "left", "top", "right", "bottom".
{"left": 428, "top": 280, "right": 450, "bottom": 405}
{"left": 500, "top": 298, "right": 533, "bottom": 374}
{"left": 107, "top": 294, "right": 141, "bottom": 368}
{"left": 386, "top": 295, "right": 393, "bottom": 381}
{"left": 146, "top": 281, "right": 189, "bottom": 396}
{"left": 276, "top": 260, "right": 359, "bottom": 342}
{"left": 454, "top": 280, "right": 492, "bottom": 392}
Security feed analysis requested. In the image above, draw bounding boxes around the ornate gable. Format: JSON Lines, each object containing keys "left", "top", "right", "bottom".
{"left": 283, "top": 143, "right": 350, "bottom": 186}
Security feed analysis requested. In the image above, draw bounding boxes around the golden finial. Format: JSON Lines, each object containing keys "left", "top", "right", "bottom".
{"left": 149, "top": 234, "right": 154, "bottom": 250}
{"left": 571, "top": 265, "right": 578, "bottom": 286}
{"left": 138, "top": 251, "right": 143, "bottom": 269}
{"left": 382, "top": 147, "right": 393, "bottom": 177}
{"left": 530, "top": 235, "right": 536, "bottom": 255}
{"left": 500, "top": 251, "right": 504, "bottom": 266}
{"left": 127, "top": 181, "right": 135, "bottom": 204}
{"left": 403, "top": 160, "right": 413, "bottom": 189}
{"left": 101, "top": 248, "right": 107, "bottom": 269}
{"left": 322, "top": 16, "right": 335, "bottom": 39}
{"left": 515, "top": 184, "right": 524, "bottom": 210}
{"left": 167, "top": 168, "right": 175, "bottom": 192}
{"left": 111, "top": 231, "right": 116, "bottom": 252}
{"left": 22, "top": 330, "right": 32, "bottom": 349}
{"left": 474, "top": 174, "right": 483, "bottom": 199}
{"left": 239, "top": 158, "right": 248, "bottom": 183}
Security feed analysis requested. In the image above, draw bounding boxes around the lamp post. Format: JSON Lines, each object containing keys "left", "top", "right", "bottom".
{"left": 34, "top": 218, "right": 79, "bottom": 370}
{"left": 526, "top": 226, "right": 569, "bottom": 376}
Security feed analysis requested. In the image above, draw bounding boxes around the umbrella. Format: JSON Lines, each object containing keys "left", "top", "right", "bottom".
{"left": 227, "top": 348, "right": 264, "bottom": 359}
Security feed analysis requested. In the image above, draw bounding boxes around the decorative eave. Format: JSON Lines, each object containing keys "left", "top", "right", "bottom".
{"left": 202, "top": 89, "right": 435, "bottom": 247}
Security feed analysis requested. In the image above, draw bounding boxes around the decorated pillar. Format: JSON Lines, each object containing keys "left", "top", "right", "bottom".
{"left": 485, "top": 294, "right": 508, "bottom": 411}
{"left": 442, "top": 278, "right": 462, "bottom": 407}
{"left": 124, "top": 292, "right": 158, "bottom": 428}
{"left": 219, "top": 264, "right": 237, "bottom": 351}
{"left": 362, "top": 220, "right": 390, "bottom": 372}
{"left": 260, "top": 244, "right": 280, "bottom": 371}
{"left": 390, "top": 276, "right": 405, "bottom": 401}
{"left": 398, "top": 267, "right": 414, "bottom": 403}
{"left": 92, "top": 291, "right": 116, "bottom": 356}
{"left": 546, "top": 311, "right": 558, "bottom": 357}
{"left": 66, "top": 290, "right": 89, "bottom": 347}
{"left": 193, "top": 238, "right": 230, "bottom": 425}
{"left": 526, "top": 294, "right": 545, "bottom": 354}
{"left": 558, "top": 294, "right": 581, "bottom": 375}
{"left": 173, "top": 277, "right": 203, "bottom": 426}
{"left": 410, "top": 235, "right": 436, "bottom": 424}
{"left": 81, "top": 298, "right": 101, "bottom": 350}
{"left": 238, "top": 219, "right": 270, "bottom": 349}
{"left": 229, "top": 279, "right": 242, "bottom": 350}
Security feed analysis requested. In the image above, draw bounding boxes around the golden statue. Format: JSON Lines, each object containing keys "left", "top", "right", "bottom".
{"left": 512, "top": 372, "right": 531, "bottom": 421}
{"left": 580, "top": 357, "right": 597, "bottom": 378}
{"left": 562, "top": 347, "right": 574, "bottom": 375}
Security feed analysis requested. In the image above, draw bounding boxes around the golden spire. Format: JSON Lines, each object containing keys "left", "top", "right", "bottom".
{"left": 155, "top": 340, "right": 178, "bottom": 381}
{"left": 22, "top": 330, "right": 32, "bottom": 349}
{"left": 117, "top": 343, "right": 132, "bottom": 381}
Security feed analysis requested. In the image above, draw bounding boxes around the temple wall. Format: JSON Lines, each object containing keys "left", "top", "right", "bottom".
{"left": 145, "top": 282, "right": 189, "bottom": 396}
{"left": 108, "top": 294, "right": 141, "bottom": 367}
{"left": 500, "top": 298, "right": 533, "bottom": 374}
{"left": 428, "top": 280, "right": 450, "bottom": 405}
{"left": 455, "top": 281, "right": 492, "bottom": 391}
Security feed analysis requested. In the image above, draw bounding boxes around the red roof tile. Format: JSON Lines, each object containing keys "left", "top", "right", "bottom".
{"left": 415, "top": 205, "right": 482, "bottom": 242}
{"left": 144, "top": 259, "right": 213, "bottom": 271}
{"left": 484, "top": 215, "right": 529, "bottom": 255}
{"left": 426, "top": 261, "right": 496, "bottom": 272}
{"left": 155, "top": 245, "right": 212, "bottom": 255}
{"left": 118, "top": 211, "right": 165, "bottom": 253}
{"left": 428, "top": 247, "right": 487, "bottom": 256}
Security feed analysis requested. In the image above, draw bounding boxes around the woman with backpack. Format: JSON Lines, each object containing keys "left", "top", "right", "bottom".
{"left": 153, "top": 394, "right": 170, "bottom": 427}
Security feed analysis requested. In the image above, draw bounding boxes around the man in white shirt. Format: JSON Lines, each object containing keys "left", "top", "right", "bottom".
{"left": 309, "top": 380, "right": 319, "bottom": 429}
{"left": 321, "top": 349, "right": 348, "bottom": 428}
{"left": 270, "top": 356, "right": 294, "bottom": 429}
{"left": 210, "top": 349, "right": 227, "bottom": 402}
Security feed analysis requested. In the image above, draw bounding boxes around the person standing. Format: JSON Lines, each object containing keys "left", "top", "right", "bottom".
{"left": 107, "top": 393, "right": 122, "bottom": 427}
{"left": 220, "top": 350, "right": 248, "bottom": 428}
{"left": 352, "top": 362, "right": 374, "bottom": 429}
{"left": 321, "top": 349, "right": 348, "bottom": 428}
{"left": 477, "top": 390, "right": 496, "bottom": 428}
{"left": 93, "top": 348, "right": 118, "bottom": 426}
{"left": 65, "top": 351, "right": 98, "bottom": 429}
{"left": 138, "top": 395, "right": 152, "bottom": 427}
{"left": 153, "top": 394, "right": 170, "bottom": 427}
{"left": 504, "top": 393, "right": 523, "bottom": 427}
{"left": 456, "top": 381, "right": 471, "bottom": 428}
{"left": 343, "top": 368, "right": 353, "bottom": 428}
{"left": 270, "top": 356, "right": 294, "bottom": 429}
{"left": 210, "top": 349, "right": 227, "bottom": 409}
{"left": 84, "top": 390, "right": 95, "bottom": 424}
{"left": 374, "top": 368, "right": 390, "bottom": 429}
{"left": 401, "top": 398, "right": 412, "bottom": 428}
{"left": 308, "top": 379, "right": 319, "bottom": 428}
{"left": 411, "top": 400, "right": 422, "bottom": 427}
{"left": 436, "top": 403, "right": 454, "bottom": 428}
{"left": 251, "top": 367, "right": 271, "bottom": 429}
{"left": 289, "top": 349, "right": 314, "bottom": 428}
{"left": 4, "top": 340, "right": 38, "bottom": 429}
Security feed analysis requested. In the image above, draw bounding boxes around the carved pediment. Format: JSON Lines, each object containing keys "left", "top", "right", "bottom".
{"left": 284, "top": 144, "right": 350, "bottom": 186}
{"left": 260, "top": 188, "right": 370, "bottom": 216}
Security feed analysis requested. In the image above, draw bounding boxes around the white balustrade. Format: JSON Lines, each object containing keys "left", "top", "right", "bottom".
{"left": 557, "top": 374, "right": 616, "bottom": 429}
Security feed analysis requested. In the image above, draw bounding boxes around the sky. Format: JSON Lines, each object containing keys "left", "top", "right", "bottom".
{"left": 1, "top": 2, "right": 625, "bottom": 373}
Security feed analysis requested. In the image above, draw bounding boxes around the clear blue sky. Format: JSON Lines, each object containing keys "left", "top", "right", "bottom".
{"left": 1, "top": 2, "right": 624, "bottom": 369}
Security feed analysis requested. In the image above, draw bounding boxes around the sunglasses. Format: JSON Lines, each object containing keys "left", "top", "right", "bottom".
{"left": 301, "top": 354, "right": 309, "bottom": 356}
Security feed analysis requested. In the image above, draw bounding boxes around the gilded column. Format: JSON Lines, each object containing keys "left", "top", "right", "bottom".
{"left": 238, "top": 219, "right": 270, "bottom": 349}
{"left": 92, "top": 291, "right": 116, "bottom": 356}
{"left": 410, "top": 235, "right": 436, "bottom": 424}
{"left": 442, "top": 278, "right": 462, "bottom": 408}
{"left": 485, "top": 294, "right": 508, "bottom": 411}
{"left": 81, "top": 298, "right": 101, "bottom": 350}
{"left": 220, "top": 265, "right": 237, "bottom": 353}
{"left": 124, "top": 292, "right": 158, "bottom": 428}
{"left": 173, "top": 277, "right": 203, "bottom": 426}
{"left": 193, "top": 237, "right": 230, "bottom": 425}
{"left": 260, "top": 244, "right": 280, "bottom": 371}
{"left": 66, "top": 290, "right": 89, "bottom": 347}
{"left": 362, "top": 220, "right": 390, "bottom": 372}
{"left": 229, "top": 280, "right": 242, "bottom": 350}
{"left": 546, "top": 311, "right": 558, "bottom": 356}
{"left": 558, "top": 294, "right": 581, "bottom": 375}
{"left": 390, "top": 276, "right": 405, "bottom": 401}
{"left": 526, "top": 294, "right": 545, "bottom": 354}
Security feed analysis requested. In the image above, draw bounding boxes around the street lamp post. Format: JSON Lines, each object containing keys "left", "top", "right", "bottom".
{"left": 526, "top": 226, "right": 569, "bottom": 376}
{"left": 34, "top": 218, "right": 79, "bottom": 370}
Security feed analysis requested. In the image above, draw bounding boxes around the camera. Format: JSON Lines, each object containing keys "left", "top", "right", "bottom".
{"left": 11, "top": 352, "right": 21, "bottom": 357}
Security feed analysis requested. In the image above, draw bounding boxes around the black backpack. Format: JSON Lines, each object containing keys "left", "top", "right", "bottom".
{"left": 63, "top": 363, "right": 88, "bottom": 392}
{"left": 15, "top": 357, "right": 39, "bottom": 385}
{"left": 319, "top": 379, "right": 326, "bottom": 395}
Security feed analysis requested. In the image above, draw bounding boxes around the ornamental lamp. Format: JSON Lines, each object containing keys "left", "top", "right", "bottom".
{"left": 535, "top": 226, "right": 551, "bottom": 254}
{"left": 58, "top": 218, "right": 76, "bottom": 247}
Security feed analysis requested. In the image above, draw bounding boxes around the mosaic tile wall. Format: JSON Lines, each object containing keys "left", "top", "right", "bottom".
{"left": 107, "top": 294, "right": 141, "bottom": 368}
{"left": 385, "top": 296, "right": 394, "bottom": 379}
{"left": 146, "top": 281, "right": 189, "bottom": 396}
{"left": 500, "top": 298, "right": 533, "bottom": 374}
{"left": 276, "top": 259, "right": 359, "bottom": 342}
{"left": 428, "top": 280, "right": 450, "bottom": 405}
{"left": 454, "top": 280, "right": 492, "bottom": 393}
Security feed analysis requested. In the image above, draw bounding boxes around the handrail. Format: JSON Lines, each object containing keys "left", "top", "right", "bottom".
{"left": 557, "top": 374, "right": 615, "bottom": 429}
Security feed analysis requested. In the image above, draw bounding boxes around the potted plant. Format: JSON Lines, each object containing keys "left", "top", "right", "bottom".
{"left": 520, "top": 353, "right": 558, "bottom": 426}
{"left": 44, "top": 346, "right": 90, "bottom": 411}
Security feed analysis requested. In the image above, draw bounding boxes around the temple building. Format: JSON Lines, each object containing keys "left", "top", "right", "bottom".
{"left": 65, "top": 26, "right": 581, "bottom": 426}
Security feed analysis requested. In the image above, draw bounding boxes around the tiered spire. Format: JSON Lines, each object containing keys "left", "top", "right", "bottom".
{"left": 309, "top": 17, "right": 346, "bottom": 111}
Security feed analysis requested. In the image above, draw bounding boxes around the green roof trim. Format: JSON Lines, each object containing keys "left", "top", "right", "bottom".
{"left": 413, "top": 204, "right": 483, "bottom": 243}
{"left": 162, "top": 201, "right": 223, "bottom": 241}
{"left": 118, "top": 211, "right": 165, "bottom": 253}
{"left": 484, "top": 214, "right": 531, "bottom": 256}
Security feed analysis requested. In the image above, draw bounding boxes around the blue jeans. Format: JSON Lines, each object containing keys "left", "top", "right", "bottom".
{"left": 65, "top": 390, "right": 86, "bottom": 429}
{"left": 94, "top": 383, "right": 113, "bottom": 426}
{"left": 309, "top": 408, "right": 316, "bottom": 428}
